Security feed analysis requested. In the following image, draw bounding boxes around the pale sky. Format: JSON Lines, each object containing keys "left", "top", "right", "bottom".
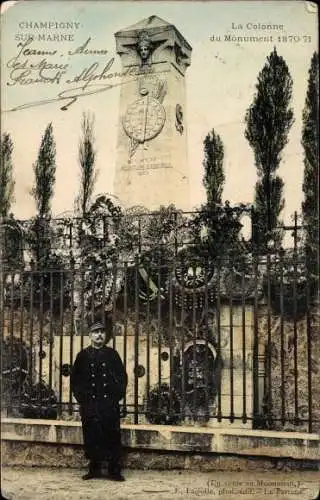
{"left": 1, "top": 0, "right": 318, "bottom": 222}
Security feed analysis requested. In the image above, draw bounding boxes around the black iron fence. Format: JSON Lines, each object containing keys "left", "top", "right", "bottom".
{"left": 1, "top": 249, "right": 319, "bottom": 433}
{"left": 1, "top": 203, "right": 253, "bottom": 266}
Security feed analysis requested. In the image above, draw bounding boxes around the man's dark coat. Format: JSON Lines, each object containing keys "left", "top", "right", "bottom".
{"left": 71, "top": 345, "right": 127, "bottom": 462}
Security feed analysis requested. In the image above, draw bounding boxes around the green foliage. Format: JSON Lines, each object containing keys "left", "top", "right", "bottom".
{"left": 75, "top": 112, "right": 97, "bottom": 216}
{"left": 245, "top": 48, "right": 294, "bottom": 250}
{"left": 2, "top": 216, "right": 24, "bottom": 269}
{"left": 26, "top": 216, "right": 53, "bottom": 266}
{"left": 24, "top": 124, "right": 70, "bottom": 313}
{"left": 31, "top": 123, "right": 56, "bottom": 219}
{"left": 0, "top": 133, "right": 15, "bottom": 217}
{"left": 263, "top": 249, "right": 316, "bottom": 320}
{"left": 245, "top": 48, "right": 294, "bottom": 175}
{"left": 253, "top": 175, "right": 284, "bottom": 249}
{"left": 15, "top": 255, "right": 71, "bottom": 314}
{"left": 198, "top": 128, "right": 246, "bottom": 261}
{"left": 202, "top": 129, "right": 225, "bottom": 206}
{"left": 20, "top": 216, "right": 72, "bottom": 314}
{"left": 189, "top": 202, "right": 249, "bottom": 264}
{"left": 75, "top": 196, "right": 133, "bottom": 318}
{"left": 302, "top": 52, "right": 319, "bottom": 272}
{"left": 143, "top": 204, "right": 182, "bottom": 252}
{"left": 29, "top": 123, "right": 57, "bottom": 267}
{"left": 0, "top": 134, "right": 24, "bottom": 268}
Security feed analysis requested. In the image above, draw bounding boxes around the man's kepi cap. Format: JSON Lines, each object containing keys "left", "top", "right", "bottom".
{"left": 89, "top": 321, "right": 105, "bottom": 332}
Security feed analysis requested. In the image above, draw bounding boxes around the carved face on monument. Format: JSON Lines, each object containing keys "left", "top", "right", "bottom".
{"left": 139, "top": 41, "right": 150, "bottom": 60}
{"left": 137, "top": 31, "right": 152, "bottom": 64}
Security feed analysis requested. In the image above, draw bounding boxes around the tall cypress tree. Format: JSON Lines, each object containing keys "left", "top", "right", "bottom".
{"left": 203, "top": 129, "right": 225, "bottom": 207}
{"left": 75, "top": 112, "right": 97, "bottom": 217}
{"left": 30, "top": 123, "right": 56, "bottom": 266}
{"left": 32, "top": 123, "right": 56, "bottom": 219}
{"left": 302, "top": 52, "right": 319, "bottom": 274}
{"left": 197, "top": 129, "right": 243, "bottom": 259}
{"left": 245, "top": 48, "right": 294, "bottom": 250}
{"left": 0, "top": 133, "right": 15, "bottom": 218}
{"left": 0, "top": 133, "right": 22, "bottom": 268}
{"left": 27, "top": 123, "right": 69, "bottom": 313}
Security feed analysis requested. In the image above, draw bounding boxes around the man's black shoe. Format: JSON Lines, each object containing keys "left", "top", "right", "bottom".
{"left": 109, "top": 472, "right": 125, "bottom": 482}
{"left": 82, "top": 471, "right": 102, "bottom": 480}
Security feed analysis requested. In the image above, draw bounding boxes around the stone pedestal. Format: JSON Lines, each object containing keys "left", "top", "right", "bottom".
{"left": 114, "top": 16, "right": 192, "bottom": 210}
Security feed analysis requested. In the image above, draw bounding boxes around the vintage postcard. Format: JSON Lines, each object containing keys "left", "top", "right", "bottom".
{"left": 1, "top": 0, "right": 319, "bottom": 499}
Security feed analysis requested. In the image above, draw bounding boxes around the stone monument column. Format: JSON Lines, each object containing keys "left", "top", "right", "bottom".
{"left": 114, "top": 16, "right": 192, "bottom": 210}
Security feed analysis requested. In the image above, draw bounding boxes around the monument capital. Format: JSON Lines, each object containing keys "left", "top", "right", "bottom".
{"left": 115, "top": 15, "right": 192, "bottom": 76}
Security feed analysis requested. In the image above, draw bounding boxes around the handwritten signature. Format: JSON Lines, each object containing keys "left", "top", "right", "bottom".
{"left": 5, "top": 37, "right": 142, "bottom": 111}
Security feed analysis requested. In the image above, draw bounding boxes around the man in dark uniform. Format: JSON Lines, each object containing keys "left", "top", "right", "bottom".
{"left": 71, "top": 317, "right": 127, "bottom": 481}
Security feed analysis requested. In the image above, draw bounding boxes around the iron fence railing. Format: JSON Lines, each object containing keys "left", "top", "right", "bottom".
{"left": 1, "top": 206, "right": 254, "bottom": 264}
{"left": 1, "top": 253, "right": 318, "bottom": 433}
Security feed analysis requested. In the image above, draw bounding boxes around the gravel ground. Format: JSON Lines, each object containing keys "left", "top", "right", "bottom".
{"left": 1, "top": 467, "right": 319, "bottom": 500}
